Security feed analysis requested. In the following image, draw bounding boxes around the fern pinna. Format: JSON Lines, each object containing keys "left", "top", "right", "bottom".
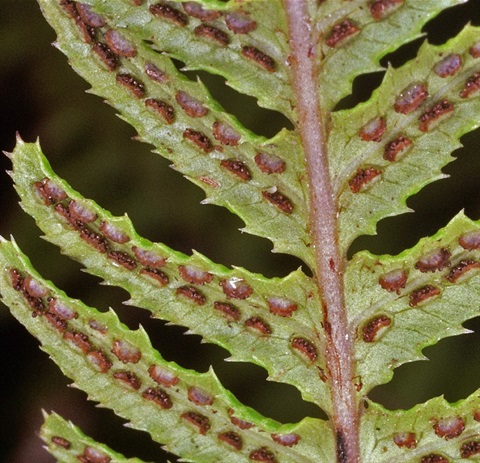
{"left": 1, "top": 1, "right": 480, "bottom": 462}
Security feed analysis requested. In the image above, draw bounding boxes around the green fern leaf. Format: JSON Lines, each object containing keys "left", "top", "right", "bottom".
{"left": 1, "top": 1, "right": 480, "bottom": 462}
{"left": 41, "top": 412, "right": 151, "bottom": 463}
{"left": 0, "top": 237, "right": 329, "bottom": 462}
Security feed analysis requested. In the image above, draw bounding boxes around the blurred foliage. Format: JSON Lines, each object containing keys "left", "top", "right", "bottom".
{"left": 0, "top": 1, "right": 479, "bottom": 462}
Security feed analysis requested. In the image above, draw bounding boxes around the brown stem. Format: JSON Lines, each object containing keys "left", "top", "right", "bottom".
{"left": 283, "top": 2, "right": 359, "bottom": 462}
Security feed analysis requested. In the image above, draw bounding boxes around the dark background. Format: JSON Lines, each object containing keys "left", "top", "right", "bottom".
{"left": 1, "top": 1, "right": 479, "bottom": 462}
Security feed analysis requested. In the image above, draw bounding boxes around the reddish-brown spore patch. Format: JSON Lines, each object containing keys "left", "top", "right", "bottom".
{"left": 420, "top": 454, "right": 449, "bottom": 463}
{"left": 459, "top": 230, "right": 480, "bottom": 250}
{"left": 267, "top": 297, "right": 297, "bottom": 317}
{"left": 379, "top": 269, "right": 408, "bottom": 293}
{"left": 34, "top": 178, "right": 67, "bottom": 205}
{"left": 225, "top": 12, "right": 257, "bottom": 34}
{"left": 145, "top": 62, "right": 168, "bottom": 83}
{"left": 188, "top": 387, "right": 214, "bottom": 406}
{"left": 460, "top": 72, "right": 480, "bottom": 98}
{"left": 64, "top": 330, "right": 92, "bottom": 353}
{"left": 229, "top": 409, "right": 254, "bottom": 429}
{"left": 23, "top": 276, "right": 48, "bottom": 298}
{"left": 262, "top": 190, "right": 294, "bottom": 214}
{"left": 393, "top": 432, "right": 417, "bottom": 449}
{"left": 383, "top": 135, "right": 412, "bottom": 161}
{"left": 348, "top": 167, "right": 382, "bottom": 193}
{"left": 220, "top": 159, "right": 251, "bottom": 180}
{"left": 433, "top": 416, "right": 465, "bottom": 439}
{"left": 100, "top": 221, "right": 130, "bottom": 244}
{"left": 325, "top": 19, "right": 359, "bottom": 48}
{"left": 113, "top": 371, "right": 141, "bottom": 390}
{"left": 199, "top": 177, "right": 220, "bottom": 188}
{"left": 175, "top": 91, "right": 208, "bottom": 117}
{"left": 460, "top": 441, "right": 480, "bottom": 458}
{"left": 92, "top": 42, "right": 119, "bottom": 71}
{"left": 213, "top": 122, "right": 241, "bottom": 146}
{"left": 255, "top": 152, "right": 285, "bottom": 174}
{"left": 69, "top": 200, "right": 97, "bottom": 223}
{"left": 25, "top": 293, "right": 46, "bottom": 316}
{"left": 51, "top": 436, "right": 71, "bottom": 449}
{"left": 362, "top": 315, "right": 391, "bottom": 342}
{"left": 77, "top": 19, "right": 97, "bottom": 44}
{"left": 434, "top": 54, "right": 462, "bottom": 77}
{"left": 470, "top": 42, "right": 480, "bottom": 58}
{"left": 132, "top": 246, "right": 166, "bottom": 267}
{"left": 10, "top": 268, "right": 23, "bottom": 291}
{"left": 446, "top": 259, "right": 480, "bottom": 283}
{"left": 142, "top": 387, "right": 173, "bottom": 409}
{"left": 220, "top": 278, "right": 252, "bottom": 299}
{"left": 394, "top": 82, "right": 428, "bottom": 114}
{"left": 76, "top": 3, "right": 106, "bottom": 27}
{"left": 291, "top": 337, "right": 318, "bottom": 363}
{"left": 181, "top": 412, "right": 210, "bottom": 434}
{"left": 249, "top": 447, "right": 276, "bottom": 462}
{"left": 182, "top": 2, "right": 221, "bottom": 21}
{"left": 409, "top": 285, "right": 440, "bottom": 306}
{"left": 271, "top": 433, "right": 300, "bottom": 447}
{"left": 104, "top": 29, "right": 137, "bottom": 57}
{"left": 87, "top": 350, "right": 112, "bottom": 373}
{"left": 241, "top": 46, "right": 275, "bottom": 72}
{"left": 218, "top": 431, "right": 243, "bottom": 451}
{"left": 183, "top": 128, "right": 213, "bottom": 153}
{"left": 48, "top": 298, "right": 78, "bottom": 320}
{"left": 60, "top": 0, "right": 78, "bottom": 18}
{"left": 145, "top": 98, "right": 175, "bottom": 124}
{"left": 194, "top": 24, "right": 229, "bottom": 45}
{"left": 115, "top": 73, "right": 145, "bottom": 98}
{"left": 176, "top": 285, "right": 206, "bottom": 305}
{"left": 148, "top": 365, "right": 179, "bottom": 387}
{"left": 112, "top": 339, "right": 142, "bottom": 364}
{"left": 213, "top": 301, "right": 241, "bottom": 321}
{"left": 149, "top": 3, "right": 188, "bottom": 26}
{"left": 80, "top": 446, "right": 111, "bottom": 463}
{"left": 54, "top": 203, "right": 76, "bottom": 226}
{"left": 79, "top": 225, "right": 109, "bottom": 248}
{"left": 107, "top": 251, "right": 137, "bottom": 270}
{"left": 45, "top": 311, "right": 66, "bottom": 331}
{"left": 140, "top": 267, "right": 169, "bottom": 285}
{"left": 419, "top": 100, "right": 454, "bottom": 132}
{"left": 369, "top": 0, "right": 404, "bottom": 20}
{"left": 179, "top": 265, "right": 213, "bottom": 285}
{"left": 245, "top": 317, "right": 272, "bottom": 335}
{"left": 359, "top": 117, "right": 386, "bottom": 142}
{"left": 89, "top": 319, "right": 108, "bottom": 333}
{"left": 415, "top": 248, "right": 451, "bottom": 273}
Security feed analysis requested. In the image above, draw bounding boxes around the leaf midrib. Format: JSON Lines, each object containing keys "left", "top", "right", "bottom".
{"left": 283, "top": 1, "right": 359, "bottom": 462}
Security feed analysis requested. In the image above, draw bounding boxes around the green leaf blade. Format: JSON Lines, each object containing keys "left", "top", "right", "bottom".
{"left": 41, "top": 412, "right": 151, "bottom": 463}
{"left": 317, "top": 0, "right": 470, "bottom": 112}
{"left": 37, "top": 0, "right": 313, "bottom": 265}
{"left": 9, "top": 138, "right": 332, "bottom": 412}
{"left": 348, "top": 212, "right": 480, "bottom": 392}
{"left": 360, "top": 393, "right": 480, "bottom": 463}
{"left": 332, "top": 25, "right": 480, "bottom": 252}
{"left": 81, "top": 0, "right": 294, "bottom": 116}
{"left": 0, "top": 237, "right": 329, "bottom": 463}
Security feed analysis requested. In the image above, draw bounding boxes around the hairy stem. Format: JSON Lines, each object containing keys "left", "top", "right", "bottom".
{"left": 283, "top": 2, "right": 359, "bottom": 462}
